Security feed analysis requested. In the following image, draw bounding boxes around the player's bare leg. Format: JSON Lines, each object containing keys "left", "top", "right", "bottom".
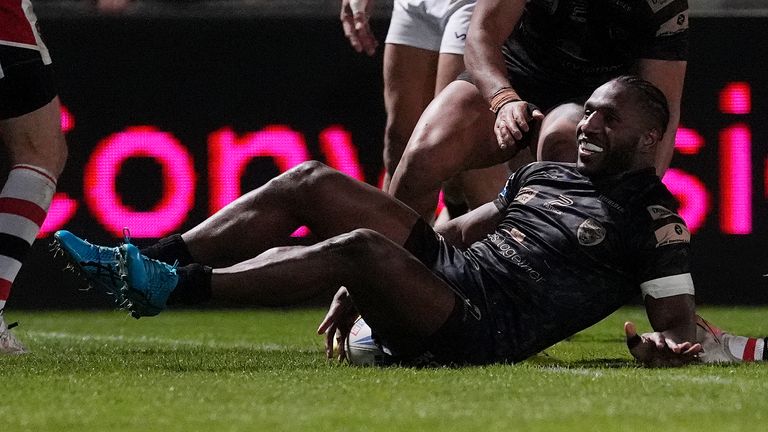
{"left": 535, "top": 102, "right": 582, "bottom": 163}
{"left": 389, "top": 80, "right": 519, "bottom": 220}
{"left": 381, "top": 44, "right": 438, "bottom": 191}
{"left": 181, "top": 161, "right": 421, "bottom": 268}
{"left": 212, "top": 228, "right": 456, "bottom": 349}
{"left": 1, "top": 97, "right": 67, "bottom": 353}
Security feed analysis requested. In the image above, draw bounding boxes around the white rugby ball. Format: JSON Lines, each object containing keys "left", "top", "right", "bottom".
{"left": 345, "top": 317, "right": 392, "bottom": 366}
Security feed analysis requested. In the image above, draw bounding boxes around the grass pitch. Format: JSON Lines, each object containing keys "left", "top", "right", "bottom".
{"left": 2, "top": 306, "right": 767, "bottom": 432}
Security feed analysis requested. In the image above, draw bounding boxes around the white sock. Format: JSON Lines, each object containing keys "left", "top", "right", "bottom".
{"left": 0, "top": 164, "right": 57, "bottom": 310}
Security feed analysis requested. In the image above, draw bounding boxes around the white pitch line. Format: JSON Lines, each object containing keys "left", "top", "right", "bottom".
{"left": 25, "top": 330, "right": 299, "bottom": 351}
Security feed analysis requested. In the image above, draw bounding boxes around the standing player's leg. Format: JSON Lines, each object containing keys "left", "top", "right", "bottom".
{"left": 0, "top": 1, "right": 67, "bottom": 354}
{"left": 535, "top": 102, "right": 583, "bottom": 163}
{"left": 381, "top": 44, "right": 438, "bottom": 192}
{"left": 389, "top": 80, "right": 516, "bottom": 220}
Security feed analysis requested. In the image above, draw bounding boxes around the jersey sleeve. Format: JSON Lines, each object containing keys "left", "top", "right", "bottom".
{"left": 630, "top": 196, "right": 694, "bottom": 299}
{"left": 493, "top": 163, "right": 537, "bottom": 212}
{"left": 638, "top": 0, "right": 690, "bottom": 61}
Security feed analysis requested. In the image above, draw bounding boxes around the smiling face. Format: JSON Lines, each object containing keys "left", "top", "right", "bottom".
{"left": 576, "top": 79, "right": 661, "bottom": 177}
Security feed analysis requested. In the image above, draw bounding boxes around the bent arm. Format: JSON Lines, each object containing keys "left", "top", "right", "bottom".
{"left": 435, "top": 202, "right": 504, "bottom": 248}
{"left": 636, "top": 59, "right": 687, "bottom": 176}
{"left": 465, "top": 0, "right": 526, "bottom": 101}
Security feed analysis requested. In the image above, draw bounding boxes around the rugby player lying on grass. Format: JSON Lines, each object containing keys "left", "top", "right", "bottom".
{"left": 54, "top": 76, "right": 760, "bottom": 366}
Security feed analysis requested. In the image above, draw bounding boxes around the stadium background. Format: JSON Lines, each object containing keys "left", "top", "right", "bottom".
{"left": 6, "top": 0, "right": 767, "bottom": 308}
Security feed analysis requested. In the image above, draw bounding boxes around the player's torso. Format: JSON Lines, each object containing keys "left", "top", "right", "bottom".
{"left": 504, "top": 0, "right": 688, "bottom": 86}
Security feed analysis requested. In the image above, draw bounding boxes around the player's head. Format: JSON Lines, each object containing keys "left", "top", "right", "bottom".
{"left": 575, "top": 76, "right": 670, "bottom": 177}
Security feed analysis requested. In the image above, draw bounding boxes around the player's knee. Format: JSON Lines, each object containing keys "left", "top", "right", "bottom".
{"left": 537, "top": 128, "right": 578, "bottom": 162}
{"left": 334, "top": 228, "right": 390, "bottom": 262}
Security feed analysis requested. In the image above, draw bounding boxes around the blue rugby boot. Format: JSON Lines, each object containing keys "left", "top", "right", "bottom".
{"left": 119, "top": 243, "right": 178, "bottom": 319}
{"left": 53, "top": 230, "right": 127, "bottom": 298}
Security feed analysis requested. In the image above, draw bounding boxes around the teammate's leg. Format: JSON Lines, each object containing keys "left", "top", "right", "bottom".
{"left": 381, "top": 44, "right": 439, "bottom": 192}
{"left": 535, "top": 102, "right": 583, "bottom": 162}
{"left": 389, "top": 80, "right": 515, "bottom": 220}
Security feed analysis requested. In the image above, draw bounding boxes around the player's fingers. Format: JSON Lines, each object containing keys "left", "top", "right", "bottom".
{"left": 683, "top": 343, "right": 702, "bottom": 355}
{"left": 356, "top": 25, "right": 378, "bottom": 56}
{"left": 341, "top": 20, "right": 363, "bottom": 52}
{"left": 496, "top": 121, "right": 511, "bottom": 149}
{"left": 324, "top": 324, "right": 336, "bottom": 358}
{"left": 624, "top": 321, "right": 644, "bottom": 351}
{"left": 336, "top": 330, "right": 348, "bottom": 362}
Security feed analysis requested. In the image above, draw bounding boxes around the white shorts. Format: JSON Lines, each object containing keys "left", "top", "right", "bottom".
{"left": 385, "top": 0, "right": 475, "bottom": 55}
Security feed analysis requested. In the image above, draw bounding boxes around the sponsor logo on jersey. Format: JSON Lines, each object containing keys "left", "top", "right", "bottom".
{"left": 646, "top": 0, "right": 672, "bottom": 13}
{"left": 488, "top": 233, "right": 545, "bottom": 282}
{"left": 646, "top": 205, "right": 675, "bottom": 220}
{"left": 514, "top": 187, "right": 537, "bottom": 204}
{"left": 544, "top": 194, "right": 574, "bottom": 215}
{"left": 654, "top": 223, "right": 690, "bottom": 246}
{"left": 577, "top": 218, "right": 606, "bottom": 246}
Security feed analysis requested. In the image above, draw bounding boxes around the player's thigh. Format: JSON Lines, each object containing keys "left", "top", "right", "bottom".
{"left": 406, "top": 80, "right": 500, "bottom": 171}
{"left": 383, "top": 44, "right": 438, "bottom": 133}
{"left": 0, "top": 96, "right": 66, "bottom": 175}
{"left": 435, "top": 52, "right": 464, "bottom": 95}
{"left": 342, "top": 229, "right": 456, "bottom": 347}
{"left": 535, "top": 102, "right": 583, "bottom": 162}
{"left": 285, "top": 162, "right": 423, "bottom": 245}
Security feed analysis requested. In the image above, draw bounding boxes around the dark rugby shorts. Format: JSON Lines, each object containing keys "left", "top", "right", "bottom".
{"left": 374, "top": 218, "right": 498, "bottom": 367}
{"left": 0, "top": 1, "right": 57, "bottom": 120}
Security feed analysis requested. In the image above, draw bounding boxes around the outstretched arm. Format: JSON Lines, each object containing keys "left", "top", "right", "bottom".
{"left": 636, "top": 59, "right": 687, "bottom": 176}
{"left": 625, "top": 294, "right": 701, "bottom": 367}
{"left": 465, "top": 0, "right": 542, "bottom": 150}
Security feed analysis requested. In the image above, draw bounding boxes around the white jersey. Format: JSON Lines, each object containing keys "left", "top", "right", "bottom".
{"left": 385, "top": 0, "right": 475, "bottom": 55}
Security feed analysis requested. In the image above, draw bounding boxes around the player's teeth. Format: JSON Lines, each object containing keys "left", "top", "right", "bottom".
{"left": 581, "top": 142, "right": 603, "bottom": 152}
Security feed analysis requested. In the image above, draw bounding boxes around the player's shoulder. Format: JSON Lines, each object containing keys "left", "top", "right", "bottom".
{"left": 636, "top": 0, "right": 690, "bottom": 35}
{"left": 516, "top": 161, "right": 581, "bottom": 181}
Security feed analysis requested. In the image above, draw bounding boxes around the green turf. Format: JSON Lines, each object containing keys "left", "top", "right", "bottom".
{"left": 2, "top": 307, "right": 767, "bottom": 431}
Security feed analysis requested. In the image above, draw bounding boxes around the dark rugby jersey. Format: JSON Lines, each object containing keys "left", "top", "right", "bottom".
{"left": 502, "top": 0, "right": 689, "bottom": 109}
{"left": 459, "top": 162, "right": 692, "bottom": 362}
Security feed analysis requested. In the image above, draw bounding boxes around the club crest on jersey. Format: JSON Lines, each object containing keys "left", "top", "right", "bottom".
{"left": 514, "top": 187, "right": 537, "bottom": 204}
{"left": 577, "top": 218, "right": 606, "bottom": 246}
{"left": 654, "top": 223, "right": 690, "bottom": 247}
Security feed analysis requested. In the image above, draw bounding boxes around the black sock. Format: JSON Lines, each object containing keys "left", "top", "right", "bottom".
{"left": 141, "top": 234, "right": 195, "bottom": 266}
{"left": 167, "top": 263, "right": 213, "bottom": 305}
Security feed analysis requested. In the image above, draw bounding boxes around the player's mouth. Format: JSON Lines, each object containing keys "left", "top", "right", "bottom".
{"left": 578, "top": 135, "right": 604, "bottom": 156}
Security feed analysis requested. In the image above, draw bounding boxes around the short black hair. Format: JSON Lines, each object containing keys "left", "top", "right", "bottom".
{"left": 611, "top": 75, "right": 670, "bottom": 136}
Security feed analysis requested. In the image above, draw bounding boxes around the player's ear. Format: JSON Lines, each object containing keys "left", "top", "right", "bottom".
{"left": 641, "top": 128, "right": 661, "bottom": 150}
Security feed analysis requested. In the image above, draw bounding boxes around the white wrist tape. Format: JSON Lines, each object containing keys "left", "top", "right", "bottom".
{"left": 640, "top": 273, "right": 695, "bottom": 299}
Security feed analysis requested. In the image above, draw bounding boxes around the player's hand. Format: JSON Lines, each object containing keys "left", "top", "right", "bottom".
{"left": 317, "top": 286, "right": 359, "bottom": 361}
{"left": 495, "top": 101, "right": 544, "bottom": 152}
{"left": 341, "top": 0, "right": 378, "bottom": 56}
{"left": 624, "top": 321, "right": 702, "bottom": 367}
